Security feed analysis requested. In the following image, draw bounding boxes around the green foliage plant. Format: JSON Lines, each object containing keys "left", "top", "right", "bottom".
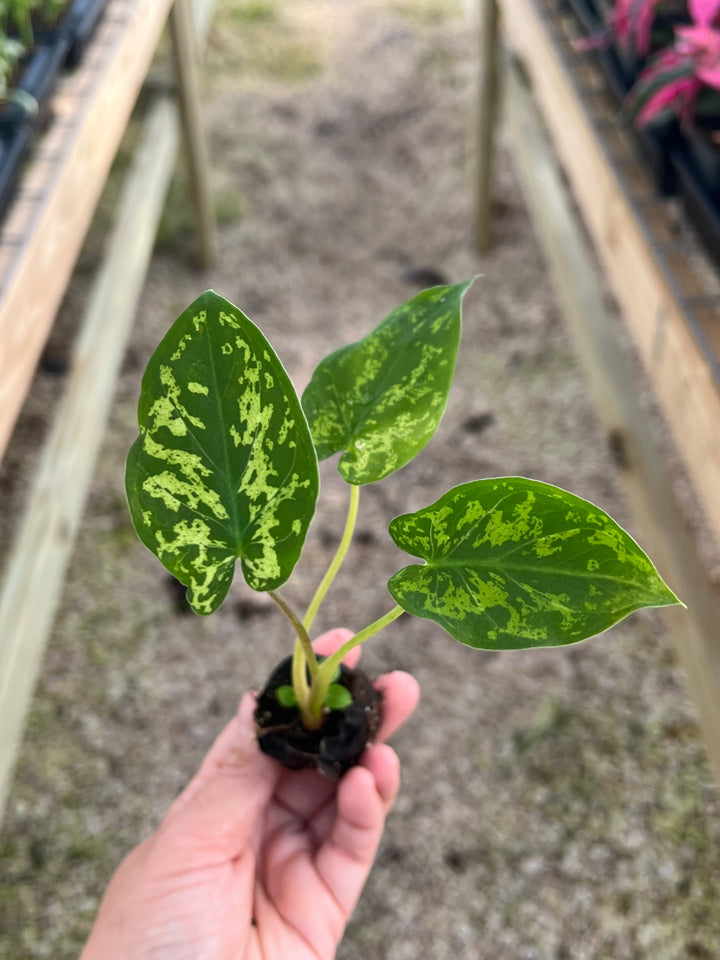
{"left": 0, "top": 1, "right": 73, "bottom": 53}
{"left": 0, "top": 0, "right": 73, "bottom": 101}
{"left": 1, "top": 0, "right": 36, "bottom": 48}
{"left": 126, "top": 285, "right": 682, "bottom": 734}
{"left": 0, "top": 32, "right": 23, "bottom": 98}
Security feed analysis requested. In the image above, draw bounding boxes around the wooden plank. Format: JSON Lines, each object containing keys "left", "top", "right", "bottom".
{"left": 0, "top": 0, "right": 218, "bottom": 822}
{"left": 0, "top": 102, "right": 179, "bottom": 818}
{"left": 169, "top": 0, "right": 216, "bottom": 268}
{"left": 497, "top": 0, "right": 720, "bottom": 549}
{"left": 503, "top": 59, "right": 720, "bottom": 784}
{"left": 0, "top": 0, "right": 174, "bottom": 464}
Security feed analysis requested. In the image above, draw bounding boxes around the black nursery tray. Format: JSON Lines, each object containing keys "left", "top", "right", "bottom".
{"left": 673, "top": 131, "right": 720, "bottom": 267}
{"left": 0, "top": 39, "right": 71, "bottom": 131}
{"left": 0, "top": 0, "right": 109, "bottom": 221}
{"left": 0, "top": 123, "right": 32, "bottom": 223}
{"left": 64, "top": 0, "right": 110, "bottom": 67}
{"left": 17, "top": 0, "right": 109, "bottom": 59}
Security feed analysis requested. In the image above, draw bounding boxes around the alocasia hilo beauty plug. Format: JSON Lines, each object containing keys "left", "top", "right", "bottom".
{"left": 125, "top": 283, "right": 681, "bottom": 778}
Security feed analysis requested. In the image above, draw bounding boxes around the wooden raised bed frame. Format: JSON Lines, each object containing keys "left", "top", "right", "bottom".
{"left": 478, "top": 0, "right": 720, "bottom": 782}
{"left": 0, "top": 0, "right": 216, "bottom": 818}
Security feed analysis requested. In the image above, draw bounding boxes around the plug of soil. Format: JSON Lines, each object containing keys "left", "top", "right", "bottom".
{"left": 254, "top": 656, "right": 382, "bottom": 780}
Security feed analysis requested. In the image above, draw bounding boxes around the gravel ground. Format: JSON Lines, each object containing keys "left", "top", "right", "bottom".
{"left": 1, "top": 1, "right": 720, "bottom": 958}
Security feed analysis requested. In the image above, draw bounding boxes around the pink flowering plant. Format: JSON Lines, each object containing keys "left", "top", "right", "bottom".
{"left": 627, "top": 0, "right": 720, "bottom": 127}
{"left": 575, "top": 0, "right": 668, "bottom": 56}
{"left": 613, "top": 0, "right": 668, "bottom": 55}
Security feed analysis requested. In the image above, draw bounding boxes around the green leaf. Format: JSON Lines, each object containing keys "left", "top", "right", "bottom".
{"left": 276, "top": 685, "right": 299, "bottom": 708}
{"left": 387, "top": 477, "right": 681, "bottom": 650}
{"left": 325, "top": 684, "right": 353, "bottom": 710}
{"left": 301, "top": 281, "right": 474, "bottom": 484}
{"left": 125, "top": 290, "right": 319, "bottom": 614}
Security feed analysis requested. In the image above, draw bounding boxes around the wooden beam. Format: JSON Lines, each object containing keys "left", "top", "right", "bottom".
{"left": 503, "top": 58, "right": 720, "bottom": 785}
{"left": 475, "top": 0, "right": 501, "bottom": 252}
{"left": 497, "top": 0, "right": 720, "bottom": 551}
{"left": 0, "top": 0, "right": 219, "bottom": 819}
{"left": 0, "top": 0, "right": 174, "bottom": 464}
{"left": 0, "top": 102, "right": 179, "bottom": 818}
{"left": 169, "top": 0, "right": 216, "bottom": 269}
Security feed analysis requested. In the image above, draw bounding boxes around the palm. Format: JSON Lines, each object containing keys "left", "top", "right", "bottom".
{"left": 80, "top": 633, "right": 418, "bottom": 960}
{"left": 246, "top": 768, "right": 371, "bottom": 959}
{"left": 168, "top": 739, "right": 401, "bottom": 960}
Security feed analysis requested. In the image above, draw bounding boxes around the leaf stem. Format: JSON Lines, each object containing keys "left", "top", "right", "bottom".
{"left": 308, "top": 605, "right": 405, "bottom": 720}
{"left": 303, "top": 483, "right": 360, "bottom": 633}
{"left": 269, "top": 590, "right": 319, "bottom": 680}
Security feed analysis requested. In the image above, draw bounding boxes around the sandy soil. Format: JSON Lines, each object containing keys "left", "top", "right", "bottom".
{"left": 1, "top": 1, "right": 720, "bottom": 958}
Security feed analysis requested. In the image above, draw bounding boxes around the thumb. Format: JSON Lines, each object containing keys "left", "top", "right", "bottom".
{"left": 157, "top": 692, "right": 281, "bottom": 865}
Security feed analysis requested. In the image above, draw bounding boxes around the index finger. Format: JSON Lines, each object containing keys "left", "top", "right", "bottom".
{"left": 372, "top": 670, "right": 420, "bottom": 742}
{"left": 312, "top": 627, "right": 361, "bottom": 668}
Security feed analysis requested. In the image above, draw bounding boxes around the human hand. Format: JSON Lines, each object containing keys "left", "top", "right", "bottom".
{"left": 79, "top": 629, "right": 420, "bottom": 960}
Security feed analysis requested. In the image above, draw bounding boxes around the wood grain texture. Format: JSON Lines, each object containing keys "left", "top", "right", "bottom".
{"left": 169, "top": 0, "right": 216, "bottom": 268}
{"left": 0, "top": 0, "right": 219, "bottom": 820}
{"left": 0, "top": 99, "right": 180, "bottom": 818}
{"left": 0, "top": 0, "right": 174, "bottom": 463}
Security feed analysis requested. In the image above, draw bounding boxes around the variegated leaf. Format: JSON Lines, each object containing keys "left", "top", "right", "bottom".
{"left": 301, "top": 281, "right": 474, "bottom": 485}
{"left": 126, "top": 291, "right": 319, "bottom": 614}
{"left": 388, "top": 478, "right": 681, "bottom": 650}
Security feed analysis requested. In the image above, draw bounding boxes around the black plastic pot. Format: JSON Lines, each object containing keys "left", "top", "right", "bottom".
{"left": 0, "top": 38, "right": 71, "bottom": 131}
{"left": 64, "top": 0, "right": 110, "bottom": 68}
{"left": 635, "top": 119, "right": 682, "bottom": 195}
{"left": 674, "top": 127, "right": 720, "bottom": 265}
{"left": 254, "top": 656, "right": 383, "bottom": 780}
{"left": 20, "top": 0, "right": 108, "bottom": 62}
{"left": 682, "top": 124, "right": 720, "bottom": 197}
{"left": 0, "top": 122, "right": 32, "bottom": 221}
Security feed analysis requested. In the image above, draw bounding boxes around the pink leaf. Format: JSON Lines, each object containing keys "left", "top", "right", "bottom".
{"left": 675, "top": 24, "right": 720, "bottom": 50}
{"left": 697, "top": 62, "right": 720, "bottom": 86}
{"left": 572, "top": 31, "right": 612, "bottom": 51}
{"left": 634, "top": 76, "right": 700, "bottom": 126}
{"left": 635, "top": 0, "right": 664, "bottom": 56}
{"left": 610, "top": 0, "right": 662, "bottom": 54}
{"left": 689, "top": 0, "right": 720, "bottom": 28}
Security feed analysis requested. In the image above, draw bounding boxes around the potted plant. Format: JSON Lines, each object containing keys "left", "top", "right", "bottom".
{"left": 627, "top": 0, "right": 720, "bottom": 124}
{"left": 626, "top": 0, "right": 720, "bottom": 256}
{"left": 0, "top": 0, "right": 109, "bottom": 218}
{"left": 0, "top": 32, "right": 25, "bottom": 100}
{"left": 569, "top": 0, "right": 687, "bottom": 90}
{"left": 0, "top": 0, "right": 110, "bottom": 127}
{"left": 567, "top": 0, "right": 689, "bottom": 191}
{"left": 124, "top": 286, "right": 681, "bottom": 779}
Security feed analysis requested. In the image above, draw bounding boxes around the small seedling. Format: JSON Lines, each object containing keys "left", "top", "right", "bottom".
{"left": 126, "top": 285, "right": 681, "bottom": 777}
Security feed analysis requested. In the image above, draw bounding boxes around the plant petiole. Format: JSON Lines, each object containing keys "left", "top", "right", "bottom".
{"left": 303, "top": 483, "right": 360, "bottom": 633}
{"left": 307, "top": 605, "right": 404, "bottom": 720}
{"left": 269, "top": 591, "right": 324, "bottom": 728}
{"left": 269, "top": 590, "right": 318, "bottom": 673}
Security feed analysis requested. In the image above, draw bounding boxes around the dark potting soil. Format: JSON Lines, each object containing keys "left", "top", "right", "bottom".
{"left": 254, "top": 656, "right": 382, "bottom": 780}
